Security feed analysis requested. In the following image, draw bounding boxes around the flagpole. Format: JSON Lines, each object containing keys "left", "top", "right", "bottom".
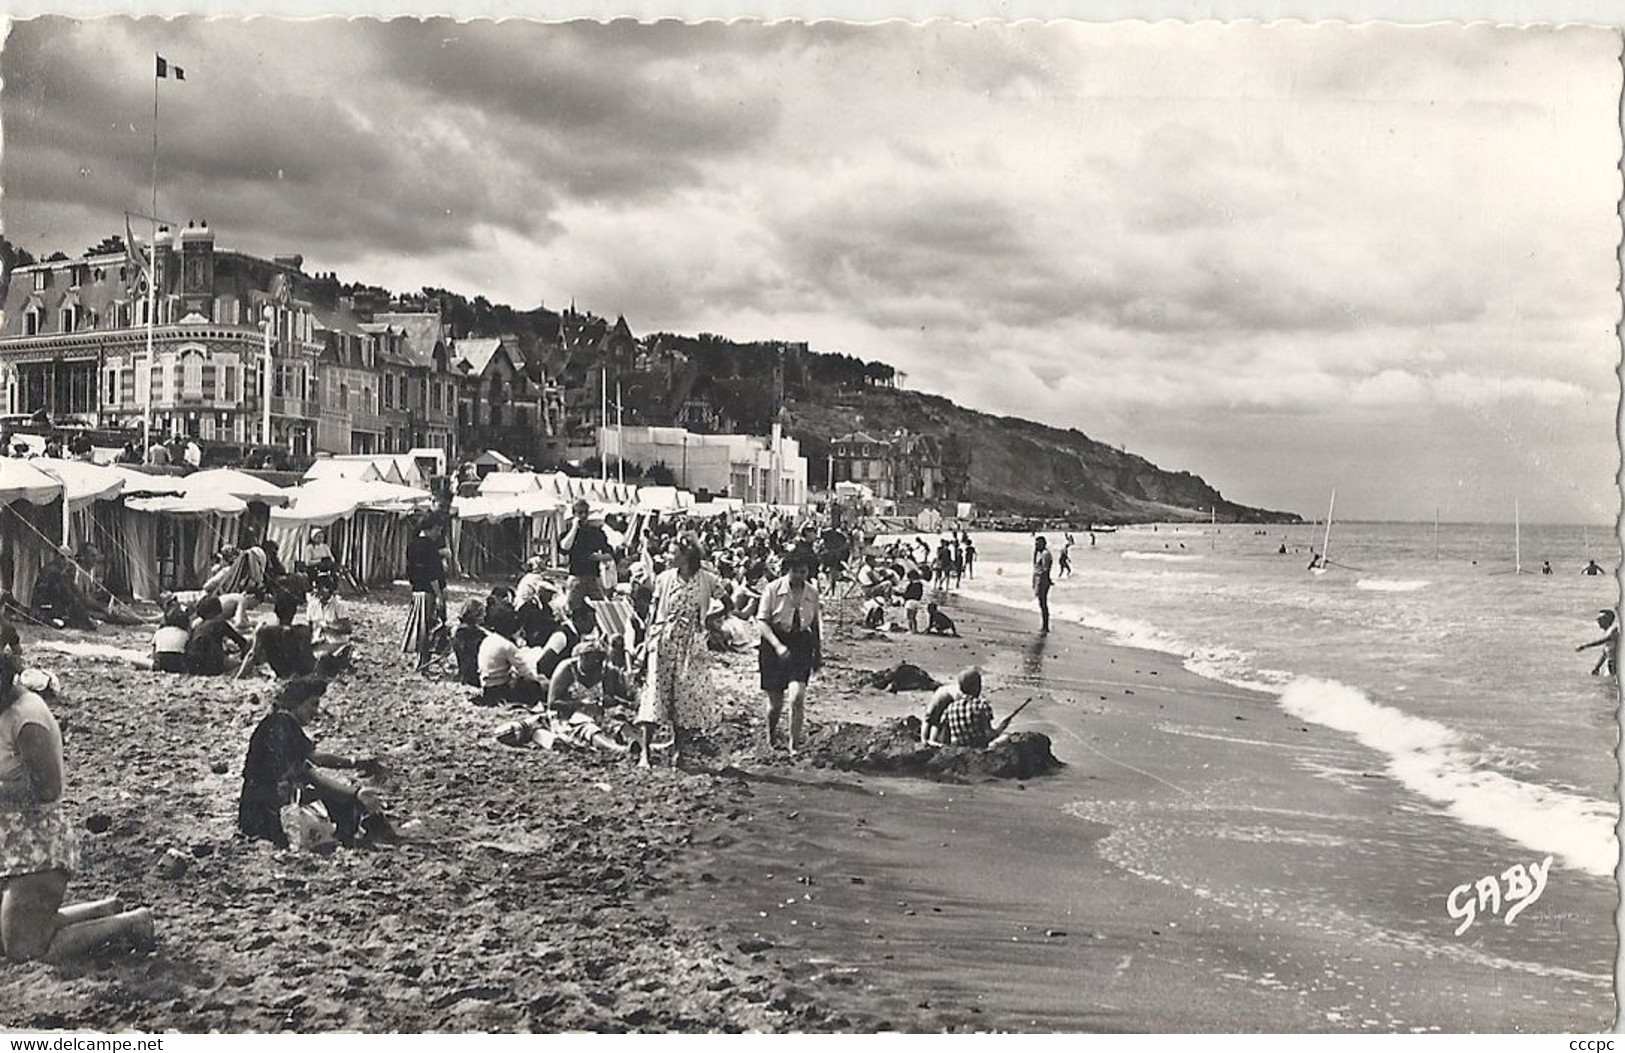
{"left": 599, "top": 367, "right": 607, "bottom": 483}
{"left": 144, "top": 60, "right": 160, "bottom": 455}
{"left": 616, "top": 379, "right": 624, "bottom": 487}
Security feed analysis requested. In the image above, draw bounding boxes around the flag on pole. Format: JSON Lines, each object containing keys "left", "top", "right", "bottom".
{"left": 156, "top": 55, "right": 184, "bottom": 80}
{"left": 123, "top": 213, "right": 149, "bottom": 292}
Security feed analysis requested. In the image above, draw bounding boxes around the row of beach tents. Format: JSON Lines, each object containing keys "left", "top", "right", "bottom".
{"left": 0, "top": 456, "right": 801, "bottom": 606}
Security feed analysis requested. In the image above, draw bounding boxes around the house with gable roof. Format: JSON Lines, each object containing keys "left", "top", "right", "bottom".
{"left": 453, "top": 334, "right": 544, "bottom": 463}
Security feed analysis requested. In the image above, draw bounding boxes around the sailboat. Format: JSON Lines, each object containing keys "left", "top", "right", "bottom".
{"left": 1310, "top": 489, "right": 1335, "bottom": 575}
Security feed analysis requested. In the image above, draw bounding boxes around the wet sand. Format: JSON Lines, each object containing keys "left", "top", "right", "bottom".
{"left": 0, "top": 584, "right": 1611, "bottom": 1032}
{"left": 674, "top": 594, "right": 1616, "bottom": 1032}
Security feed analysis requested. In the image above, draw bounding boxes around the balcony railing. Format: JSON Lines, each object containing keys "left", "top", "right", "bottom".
{"left": 272, "top": 395, "right": 318, "bottom": 418}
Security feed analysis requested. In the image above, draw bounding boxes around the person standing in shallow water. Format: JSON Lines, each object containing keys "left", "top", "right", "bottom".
{"left": 1032, "top": 535, "right": 1054, "bottom": 633}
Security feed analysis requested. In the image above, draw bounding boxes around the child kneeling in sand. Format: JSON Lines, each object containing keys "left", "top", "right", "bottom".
{"left": 922, "top": 668, "right": 1016, "bottom": 748}
{"left": 924, "top": 602, "right": 959, "bottom": 637}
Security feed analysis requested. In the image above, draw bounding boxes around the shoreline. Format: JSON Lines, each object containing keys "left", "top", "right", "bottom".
{"left": 0, "top": 582, "right": 1611, "bottom": 1032}
{"left": 673, "top": 588, "right": 1615, "bottom": 1032}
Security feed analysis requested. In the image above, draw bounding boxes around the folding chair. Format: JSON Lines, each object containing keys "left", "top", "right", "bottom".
{"left": 589, "top": 596, "right": 642, "bottom": 652}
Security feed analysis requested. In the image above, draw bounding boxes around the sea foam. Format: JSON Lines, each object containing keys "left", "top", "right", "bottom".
{"left": 1277, "top": 677, "right": 1618, "bottom": 877}
{"left": 960, "top": 577, "right": 1619, "bottom": 878}
{"left": 1355, "top": 578, "right": 1432, "bottom": 592}
{"left": 1122, "top": 551, "right": 1205, "bottom": 562}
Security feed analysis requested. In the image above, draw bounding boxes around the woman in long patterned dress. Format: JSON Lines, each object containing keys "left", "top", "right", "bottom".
{"left": 635, "top": 533, "right": 721, "bottom": 769}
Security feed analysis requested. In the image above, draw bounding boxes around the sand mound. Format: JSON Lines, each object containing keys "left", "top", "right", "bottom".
{"left": 861, "top": 663, "right": 941, "bottom": 693}
{"left": 808, "top": 717, "right": 1061, "bottom": 782}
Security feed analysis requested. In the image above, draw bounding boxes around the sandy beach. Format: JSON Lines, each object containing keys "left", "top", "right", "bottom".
{"left": 0, "top": 584, "right": 1611, "bottom": 1033}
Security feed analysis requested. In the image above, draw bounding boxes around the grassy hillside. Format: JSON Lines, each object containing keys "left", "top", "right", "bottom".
{"left": 785, "top": 385, "right": 1298, "bottom": 524}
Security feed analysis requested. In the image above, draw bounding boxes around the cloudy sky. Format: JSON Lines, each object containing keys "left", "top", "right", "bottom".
{"left": 2, "top": 18, "right": 1618, "bottom": 523}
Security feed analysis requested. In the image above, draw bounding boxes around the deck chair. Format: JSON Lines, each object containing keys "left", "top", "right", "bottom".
{"left": 588, "top": 597, "right": 642, "bottom": 656}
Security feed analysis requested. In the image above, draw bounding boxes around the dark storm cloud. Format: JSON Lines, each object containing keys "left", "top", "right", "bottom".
{"left": 1, "top": 17, "right": 780, "bottom": 263}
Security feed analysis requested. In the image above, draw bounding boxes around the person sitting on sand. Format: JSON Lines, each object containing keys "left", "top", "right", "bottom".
{"left": 924, "top": 602, "right": 959, "bottom": 637}
{"left": 1576, "top": 609, "right": 1619, "bottom": 676}
{"left": 237, "top": 591, "right": 332, "bottom": 680}
{"left": 528, "top": 606, "right": 598, "bottom": 685}
{"left": 186, "top": 594, "right": 249, "bottom": 676}
{"left": 546, "top": 642, "right": 634, "bottom": 755}
{"left": 133, "top": 606, "right": 191, "bottom": 674}
{"left": 237, "top": 676, "right": 391, "bottom": 849}
{"left": 863, "top": 596, "right": 887, "bottom": 630}
{"left": 922, "top": 668, "right": 1017, "bottom": 749}
{"left": 452, "top": 599, "right": 487, "bottom": 689}
{"left": 478, "top": 603, "right": 543, "bottom": 707}
{"left": 31, "top": 549, "right": 94, "bottom": 631}
{"left": 0, "top": 652, "right": 154, "bottom": 961}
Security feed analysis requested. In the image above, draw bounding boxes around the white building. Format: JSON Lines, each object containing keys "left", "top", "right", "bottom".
{"left": 601, "top": 424, "right": 807, "bottom": 506}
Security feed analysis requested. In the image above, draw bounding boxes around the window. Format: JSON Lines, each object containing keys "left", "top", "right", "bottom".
{"left": 216, "top": 354, "right": 239, "bottom": 402}
{"left": 159, "top": 353, "right": 176, "bottom": 404}
{"left": 31, "top": 271, "right": 45, "bottom": 292}
{"left": 383, "top": 373, "right": 394, "bottom": 409}
{"left": 24, "top": 310, "right": 40, "bottom": 336}
{"left": 181, "top": 350, "right": 204, "bottom": 398}
{"left": 134, "top": 358, "right": 150, "bottom": 408}
{"left": 60, "top": 308, "right": 75, "bottom": 332}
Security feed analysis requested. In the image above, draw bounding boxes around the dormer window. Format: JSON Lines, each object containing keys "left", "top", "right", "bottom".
{"left": 24, "top": 309, "right": 41, "bottom": 336}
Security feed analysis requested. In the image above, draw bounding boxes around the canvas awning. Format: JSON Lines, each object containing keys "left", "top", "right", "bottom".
{"left": 454, "top": 491, "right": 565, "bottom": 522}
{"left": 125, "top": 493, "right": 248, "bottom": 516}
{"left": 478, "top": 471, "right": 545, "bottom": 495}
{"left": 180, "top": 468, "right": 291, "bottom": 507}
{"left": 0, "top": 460, "right": 61, "bottom": 505}
{"left": 32, "top": 459, "right": 124, "bottom": 511}
{"left": 272, "top": 478, "right": 433, "bottom": 527}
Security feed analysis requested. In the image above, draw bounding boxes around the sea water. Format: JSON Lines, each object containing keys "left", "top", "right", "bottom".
{"left": 946, "top": 523, "right": 1620, "bottom": 878}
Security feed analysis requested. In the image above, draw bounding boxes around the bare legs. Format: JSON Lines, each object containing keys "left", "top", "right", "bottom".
{"left": 635, "top": 721, "right": 680, "bottom": 769}
{"left": 1, "top": 871, "right": 153, "bottom": 962}
{"left": 765, "top": 681, "right": 808, "bottom": 754}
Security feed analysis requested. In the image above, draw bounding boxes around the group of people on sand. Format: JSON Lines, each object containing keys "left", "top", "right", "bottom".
{"left": 408, "top": 498, "right": 833, "bottom": 765}
{"left": 0, "top": 490, "right": 1017, "bottom": 964}
{"left": 853, "top": 533, "right": 973, "bottom": 636}
{"left": 126, "top": 531, "right": 352, "bottom": 680}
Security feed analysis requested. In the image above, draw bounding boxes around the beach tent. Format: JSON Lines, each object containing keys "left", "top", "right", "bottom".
{"left": 478, "top": 471, "right": 545, "bottom": 496}
{"left": 0, "top": 459, "right": 65, "bottom": 506}
{"left": 636, "top": 486, "right": 682, "bottom": 512}
{"left": 178, "top": 468, "right": 291, "bottom": 548}
{"left": 0, "top": 460, "right": 66, "bottom": 606}
{"left": 268, "top": 478, "right": 433, "bottom": 585}
{"left": 32, "top": 461, "right": 130, "bottom": 588}
{"left": 114, "top": 490, "right": 248, "bottom": 601}
{"left": 450, "top": 490, "right": 566, "bottom": 577}
{"left": 302, "top": 457, "right": 410, "bottom": 486}
{"left": 180, "top": 468, "right": 291, "bottom": 508}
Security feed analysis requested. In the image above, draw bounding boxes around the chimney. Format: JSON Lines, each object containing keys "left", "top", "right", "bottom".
{"left": 179, "top": 220, "right": 216, "bottom": 315}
